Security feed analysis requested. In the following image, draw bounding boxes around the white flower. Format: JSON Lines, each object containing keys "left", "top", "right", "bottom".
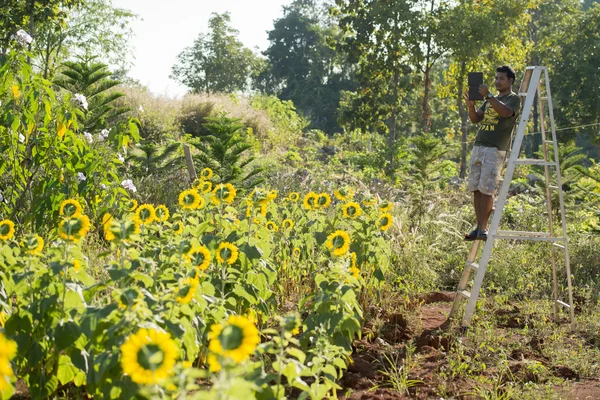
{"left": 0, "top": 192, "right": 4, "bottom": 202}
{"left": 100, "top": 183, "right": 107, "bottom": 190}
{"left": 121, "top": 179, "right": 136, "bottom": 193}
{"left": 99, "top": 129, "right": 109, "bottom": 141}
{"left": 83, "top": 132, "right": 93, "bottom": 144}
{"left": 15, "top": 29, "right": 33, "bottom": 46}
{"left": 117, "top": 153, "right": 125, "bottom": 163}
{"left": 74, "top": 93, "right": 88, "bottom": 110}
{"left": 18, "top": 133, "right": 25, "bottom": 143}
{"left": 77, "top": 172, "right": 86, "bottom": 181}
{"left": 138, "top": 105, "right": 144, "bottom": 112}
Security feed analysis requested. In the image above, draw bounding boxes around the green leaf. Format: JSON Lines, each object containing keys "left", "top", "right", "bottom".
{"left": 285, "top": 347, "right": 306, "bottom": 364}
{"left": 57, "top": 355, "right": 80, "bottom": 385}
{"left": 55, "top": 321, "right": 83, "bottom": 351}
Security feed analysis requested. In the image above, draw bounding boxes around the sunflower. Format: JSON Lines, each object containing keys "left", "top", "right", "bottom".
{"left": 208, "top": 315, "right": 260, "bottom": 369}
{"left": 117, "top": 288, "right": 144, "bottom": 310}
{"left": 303, "top": 192, "right": 319, "bottom": 210}
{"left": 200, "top": 167, "right": 213, "bottom": 180}
{"left": 377, "top": 213, "right": 393, "bottom": 231}
{"left": 136, "top": 204, "right": 156, "bottom": 225}
{"left": 59, "top": 199, "right": 83, "bottom": 217}
{"left": 362, "top": 196, "right": 377, "bottom": 206}
{"left": 317, "top": 193, "right": 332, "bottom": 208}
{"left": 58, "top": 214, "right": 91, "bottom": 242}
{"left": 211, "top": 183, "right": 237, "bottom": 205}
{"left": 342, "top": 202, "right": 363, "bottom": 219}
{"left": 334, "top": 187, "right": 355, "bottom": 201}
{"left": 0, "top": 220, "right": 15, "bottom": 241}
{"left": 121, "top": 328, "right": 178, "bottom": 385}
{"left": 259, "top": 203, "right": 268, "bottom": 217}
{"left": 102, "top": 213, "right": 116, "bottom": 241}
{"left": 199, "top": 180, "right": 212, "bottom": 194}
{"left": 0, "top": 312, "right": 6, "bottom": 328}
{"left": 187, "top": 245, "right": 211, "bottom": 271}
{"left": 325, "top": 230, "right": 351, "bottom": 257}
{"left": 216, "top": 242, "right": 239, "bottom": 265}
{"left": 72, "top": 259, "right": 82, "bottom": 272}
{"left": 281, "top": 219, "right": 294, "bottom": 230}
{"left": 127, "top": 199, "right": 139, "bottom": 211}
{"left": 287, "top": 192, "right": 300, "bottom": 202}
{"left": 266, "top": 221, "right": 279, "bottom": 232}
{"left": 248, "top": 188, "right": 269, "bottom": 205}
{"left": 155, "top": 205, "right": 170, "bottom": 222}
{"left": 172, "top": 221, "right": 183, "bottom": 235}
{"left": 179, "top": 189, "right": 201, "bottom": 210}
{"left": 292, "top": 247, "right": 301, "bottom": 259}
{"left": 267, "top": 190, "right": 277, "bottom": 201}
{"left": 176, "top": 277, "right": 199, "bottom": 304}
{"left": 350, "top": 252, "right": 357, "bottom": 269}
{"left": 21, "top": 234, "right": 44, "bottom": 255}
{"left": 349, "top": 266, "right": 360, "bottom": 279}
{"left": 379, "top": 201, "right": 393, "bottom": 212}
{"left": 0, "top": 332, "right": 17, "bottom": 394}
{"left": 281, "top": 313, "right": 301, "bottom": 336}
{"left": 11, "top": 85, "right": 20, "bottom": 98}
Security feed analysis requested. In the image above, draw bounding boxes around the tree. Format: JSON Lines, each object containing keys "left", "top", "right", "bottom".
{"left": 32, "top": 0, "right": 137, "bottom": 79}
{"left": 334, "top": 0, "right": 423, "bottom": 175}
{"left": 54, "top": 59, "right": 128, "bottom": 131}
{"left": 437, "top": 0, "right": 531, "bottom": 178}
{"left": 171, "top": 12, "right": 262, "bottom": 94}
{"left": 189, "top": 114, "right": 264, "bottom": 186}
{"left": 0, "top": 0, "right": 83, "bottom": 53}
{"left": 258, "top": 0, "right": 356, "bottom": 133}
{"left": 552, "top": 3, "right": 600, "bottom": 155}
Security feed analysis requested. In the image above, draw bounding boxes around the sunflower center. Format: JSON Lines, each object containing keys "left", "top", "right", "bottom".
{"left": 192, "top": 251, "right": 206, "bottom": 265}
{"left": 318, "top": 196, "right": 327, "bottom": 205}
{"left": 63, "top": 203, "right": 78, "bottom": 216}
{"left": 137, "top": 344, "right": 164, "bottom": 371}
{"left": 139, "top": 209, "right": 151, "bottom": 221}
{"left": 379, "top": 217, "right": 389, "bottom": 227}
{"left": 0, "top": 224, "right": 11, "bottom": 235}
{"left": 347, "top": 206, "right": 357, "bottom": 216}
{"left": 219, "top": 325, "right": 244, "bottom": 351}
{"left": 184, "top": 194, "right": 196, "bottom": 205}
{"left": 332, "top": 235, "right": 345, "bottom": 249}
{"left": 216, "top": 188, "right": 230, "bottom": 199}
{"left": 220, "top": 248, "right": 232, "bottom": 261}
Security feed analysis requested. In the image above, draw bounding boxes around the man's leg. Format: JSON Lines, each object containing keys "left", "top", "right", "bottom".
{"left": 473, "top": 190, "right": 481, "bottom": 228}
{"left": 478, "top": 192, "right": 494, "bottom": 232}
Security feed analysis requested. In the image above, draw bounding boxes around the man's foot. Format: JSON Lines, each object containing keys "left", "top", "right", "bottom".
{"left": 477, "top": 230, "right": 488, "bottom": 241}
{"left": 464, "top": 229, "right": 479, "bottom": 241}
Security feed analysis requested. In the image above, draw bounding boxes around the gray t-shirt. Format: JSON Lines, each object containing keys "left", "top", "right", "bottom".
{"left": 474, "top": 93, "right": 521, "bottom": 151}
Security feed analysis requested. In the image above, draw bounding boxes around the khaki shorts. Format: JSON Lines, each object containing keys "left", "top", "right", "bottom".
{"left": 467, "top": 146, "right": 506, "bottom": 196}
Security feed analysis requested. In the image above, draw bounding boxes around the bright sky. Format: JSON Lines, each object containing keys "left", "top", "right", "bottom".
{"left": 113, "top": 0, "right": 293, "bottom": 97}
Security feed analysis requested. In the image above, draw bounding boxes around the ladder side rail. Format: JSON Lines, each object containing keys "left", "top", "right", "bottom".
{"left": 449, "top": 241, "right": 481, "bottom": 318}
{"left": 537, "top": 79, "right": 560, "bottom": 317}
{"left": 462, "top": 67, "right": 543, "bottom": 327}
{"left": 543, "top": 68, "right": 575, "bottom": 324}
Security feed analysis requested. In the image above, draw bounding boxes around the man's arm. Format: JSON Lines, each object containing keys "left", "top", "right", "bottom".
{"left": 463, "top": 91, "right": 484, "bottom": 123}
{"left": 479, "top": 85, "right": 519, "bottom": 117}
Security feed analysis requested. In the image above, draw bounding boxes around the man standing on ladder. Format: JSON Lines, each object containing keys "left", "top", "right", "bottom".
{"left": 463, "top": 65, "right": 521, "bottom": 241}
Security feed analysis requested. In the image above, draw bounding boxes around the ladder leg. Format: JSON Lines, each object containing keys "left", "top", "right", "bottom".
{"left": 544, "top": 68, "right": 575, "bottom": 326}
{"left": 449, "top": 241, "right": 480, "bottom": 319}
{"left": 537, "top": 82, "right": 560, "bottom": 318}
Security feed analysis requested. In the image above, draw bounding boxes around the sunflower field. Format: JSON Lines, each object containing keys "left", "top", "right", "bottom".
{"left": 0, "top": 47, "right": 397, "bottom": 399}
{"left": 0, "top": 173, "right": 397, "bottom": 399}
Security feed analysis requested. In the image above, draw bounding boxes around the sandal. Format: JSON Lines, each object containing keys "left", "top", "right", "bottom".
{"left": 477, "top": 230, "right": 488, "bottom": 241}
{"left": 464, "top": 229, "right": 479, "bottom": 241}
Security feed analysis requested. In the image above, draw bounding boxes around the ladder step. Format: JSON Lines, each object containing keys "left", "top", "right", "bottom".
{"left": 540, "top": 96, "right": 548, "bottom": 101}
{"left": 518, "top": 92, "right": 528, "bottom": 97}
{"left": 495, "top": 230, "right": 566, "bottom": 242}
{"left": 556, "top": 300, "right": 571, "bottom": 309}
{"left": 513, "top": 159, "right": 558, "bottom": 166}
{"left": 466, "top": 262, "right": 479, "bottom": 271}
{"left": 548, "top": 185, "right": 559, "bottom": 190}
{"left": 543, "top": 140, "right": 554, "bottom": 145}
{"left": 552, "top": 242, "right": 565, "bottom": 249}
{"left": 458, "top": 290, "right": 471, "bottom": 299}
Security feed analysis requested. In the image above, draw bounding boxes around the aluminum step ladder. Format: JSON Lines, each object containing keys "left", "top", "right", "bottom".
{"left": 449, "top": 66, "right": 574, "bottom": 328}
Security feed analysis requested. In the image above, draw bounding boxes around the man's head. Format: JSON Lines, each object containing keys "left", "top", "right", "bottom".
{"left": 495, "top": 65, "right": 516, "bottom": 92}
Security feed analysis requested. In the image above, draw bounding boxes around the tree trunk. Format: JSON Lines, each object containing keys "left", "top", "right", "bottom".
{"left": 422, "top": 63, "right": 432, "bottom": 132}
{"left": 458, "top": 60, "right": 468, "bottom": 179}
{"left": 421, "top": 0, "right": 436, "bottom": 132}
{"left": 387, "top": 69, "right": 400, "bottom": 176}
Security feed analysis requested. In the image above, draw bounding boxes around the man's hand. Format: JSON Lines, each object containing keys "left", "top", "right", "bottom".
{"left": 463, "top": 91, "right": 476, "bottom": 108}
{"left": 479, "top": 84, "right": 489, "bottom": 98}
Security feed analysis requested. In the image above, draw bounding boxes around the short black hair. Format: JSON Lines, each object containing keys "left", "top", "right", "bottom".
{"left": 496, "top": 65, "right": 516, "bottom": 85}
